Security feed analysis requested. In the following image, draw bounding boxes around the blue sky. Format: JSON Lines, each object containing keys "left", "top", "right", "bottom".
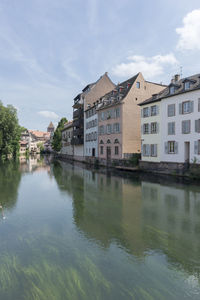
{"left": 0, "top": 0, "right": 200, "bottom": 130}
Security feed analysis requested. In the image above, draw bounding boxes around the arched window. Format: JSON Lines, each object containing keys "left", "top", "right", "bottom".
{"left": 107, "top": 139, "right": 111, "bottom": 144}
{"left": 114, "top": 139, "right": 119, "bottom": 144}
{"left": 100, "top": 140, "right": 104, "bottom": 144}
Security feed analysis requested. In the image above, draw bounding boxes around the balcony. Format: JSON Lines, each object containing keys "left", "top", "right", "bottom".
{"left": 73, "top": 118, "right": 83, "bottom": 128}
{"left": 71, "top": 137, "right": 84, "bottom": 145}
{"left": 73, "top": 128, "right": 84, "bottom": 136}
{"left": 73, "top": 108, "right": 83, "bottom": 119}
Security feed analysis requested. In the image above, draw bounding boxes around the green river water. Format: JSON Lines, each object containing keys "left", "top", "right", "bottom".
{"left": 0, "top": 156, "right": 200, "bottom": 299}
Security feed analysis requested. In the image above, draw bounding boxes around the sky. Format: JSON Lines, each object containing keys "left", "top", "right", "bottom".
{"left": 0, "top": 0, "right": 200, "bottom": 131}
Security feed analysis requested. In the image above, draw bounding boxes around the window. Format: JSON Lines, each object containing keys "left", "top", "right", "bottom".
{"left": 99, "top": 125, "right": 104, "bottom": 135}
{"left": 184, "top": 81, "right": 190, "bottom": 90}
{"left": 182, "top": 120, "right": 191, "bottom": 134}
{"left": 195, "top": 119, "right": 200, "bottom": 133}
{"left": 143, "top": 144, "right": 150, "bottom": 156}
{"left": 168, "top": 104, "right": 175, "bottom": 117}
{"left": 100, "top": 139, "right": 104, "bottom": 144}
{"left": 113, "top": 123, "right": 120, "bottom": 133}
{"left": 136, "top": 82, "right": 140, "bottom": 89}
{"left": 198, "top": 99, "right": 200, "bottom": 112}
{"left": 194, "top": 140, "right": 200, "bottom": 155}
{"left": 169, "top": 86, "right": 175, "bottom": 94}
{"left": 168, "top": 141, "right": 175, "bottom": 153}
{"left": 115, "top": 146, "right": 119, "bottom": 155}
{"left": 101, "top": 112, "right": 104, "bottom": 120}
{"left": 114, "top": 139, "right": 119, "bottom": 144}
{"left": 100, "top": 146, "right": 104, "bottom": 155}
{"left": 106, "top": 124, "right": 111, "bottom": 134}
{"left": 151, "top": 144, "right": 157, "bottom": 157}
{"left": 143, "top": 123, "right": 149, "bottom": 134}
{"left": 151, "top": 122, "right": 158, "bottom": 134}
{"left": 107, "top": 139, "right": 111, "bottom": 144}
{"left": 165, "top": 141, "right": 178, "bottom": 154}
{"left": 143, "top": 107, "right": 149, "bottom": 117}
{"left": 116, "top": 107, "right": 120, "bottom": 118}
{"left": 151, "top": 105, "right": 158, "bottom": 116}
{"left": 168, "top": 122, "right": 175, "bottom": 135}
{"left": 180, "top": 101, "right": 194, "bottom": 114}
{"left": 94, "top": 132, "right": 97, "bottom": 141}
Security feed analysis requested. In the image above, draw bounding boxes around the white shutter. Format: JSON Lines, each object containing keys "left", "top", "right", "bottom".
{"left": 141, "top": 125, "right": 143, "bottom": 135}
{"left": 198, "top": 99, "right": 200, "bottom": 112}
{"left": 155, "top": 144, "right": 157, "bottom": 157}
{"left": 175, "top": 142, "right": 178, "bottom": 154}
{"left": 156, "top": 123, "right": 159, "bottom": 133}
{"left": 147, "top": 144, "right": 150, "bottom": 156}
{"left": 165, "top": 142, "right": 168, "bottom": 154}
{"left": 194, "top": 141, "right": 198, "bottom": 155}
{"left": 179, "top": 103, "right": 183, "bottom": 114}
{"left": 195, "top": 120, "right": 198, "bottom": 133}
{"left": 190, "top": 101, "right": 194, "bottom": 113}
{"left": 156, "top": 105, "right": 159, "bottom": 115}
{"left": 141, "top": 108, "right": 143, "bottom": 118}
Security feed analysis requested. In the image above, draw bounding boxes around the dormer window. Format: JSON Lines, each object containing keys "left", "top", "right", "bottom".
{"left": 170, "top": 86, "right": 175, "bottom": 94}
{"left": 184, "top": 81, "right": 190, "bottom": 90}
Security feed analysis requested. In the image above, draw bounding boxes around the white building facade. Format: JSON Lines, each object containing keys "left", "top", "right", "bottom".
{"left": 61, "top": 122, "right": 73, "bottom": 156}
{"left": 140, "top": 73, "right": 200, "bottom": 166}
{"left": 84, "top": 105, "right": 98, "bottom": 157}
{"left": 161, "top": 89, "right": 200, "bottom": 164}
{"left": 140, "top": 100, "right": 161, "bottom": 162}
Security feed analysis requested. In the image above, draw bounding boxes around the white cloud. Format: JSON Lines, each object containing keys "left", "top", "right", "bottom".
{"left": 37, "top": 111, "right": 59, "bottom": 120}
{"left": 176, "top": 9, "right": 200, "bottom": 51}
{"left": 112, "top": 53, "right": 178, "bottom": 79}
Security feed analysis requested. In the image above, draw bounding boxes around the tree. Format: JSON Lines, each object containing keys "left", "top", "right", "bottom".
{"left": 0, "top": 101, "right": 21, "bottom": 159}
{"left": 52, "top": 117, "right": 68, "bottom": 152}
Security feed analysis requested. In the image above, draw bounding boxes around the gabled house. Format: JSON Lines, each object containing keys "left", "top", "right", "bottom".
{"left": 139, "top": 73, "right": 200, "bottom": 170}
{"left": 72, "top": 72, "right": 115, "bottom": 161}
{"left": 97, "top": 72, "right": 166, "bottom": 163}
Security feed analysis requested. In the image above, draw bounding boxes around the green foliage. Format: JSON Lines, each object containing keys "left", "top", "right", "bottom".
{"left": 52, "top": 117, "right": 68, "bottom": 152}
{"left": 0, "top": 101, "right": 21, "bottom": 159}
{"left": 129, "top": 153, "right": 141, "bottom": 166}
{"left": 37, "top": 142, "right": 44, "bottom": 153}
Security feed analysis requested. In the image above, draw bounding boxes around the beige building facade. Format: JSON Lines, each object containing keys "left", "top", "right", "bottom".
{"left": 97, "top": 72, "right": 165, "bottom": 161}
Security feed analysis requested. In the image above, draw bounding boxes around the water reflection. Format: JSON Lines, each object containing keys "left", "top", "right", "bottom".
{"left": 53, "top": 160, "right": 200, "bottom": 280}
{"left": 0, "top": 161, "right": 21, "bottom": 211}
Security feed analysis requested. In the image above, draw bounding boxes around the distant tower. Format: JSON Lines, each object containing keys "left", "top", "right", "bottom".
{"left": 47, "top": 121, "right": 55, "bottom": 134}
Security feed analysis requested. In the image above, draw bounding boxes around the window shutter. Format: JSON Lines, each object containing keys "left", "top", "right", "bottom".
{"left": 141, "top": 108, "right": 143, "bottom": 118}
{"left": 182, "top": 121, "right": 185, "bottom": 134}
{"left": 194, "top": 141, "right": 198, "bottom": 155}
{"left": 198, "top": 99, "right": 200, "bottom": 112}
{"left": 156, "top": 105, "right": 159, "bottom": 115}
{"left": 141, "top": 125, "right": 143, "bottom": 134}
{"left": 147, "top": 145, "right": 151, "bottom": 156}
{"left": 175, "top": 142, "right": 178, "bottom": 154}
{"left": 156, "top": 123, "right": 159, "bottom": 133}
{"left": 165, "top": 142, "right": 168, "bottom": 154}
{"left": 179, "top": 103, "right": 183, "bottom": 114}
{"left": 190, "top": 101, "right": 194, "bottom": 113}
{"left": 195, "top": 120, "right": 198, "bottom": 132}
{"left": 154, "top": 144, "right": 157, "bottom": 156}
{"left": 141, "top": 144, "right": 143, "bottom": 155}
{"left": 147, "top": 107, "right": 149, "bottom": 117}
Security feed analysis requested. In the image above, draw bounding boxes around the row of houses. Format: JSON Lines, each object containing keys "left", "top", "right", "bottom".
{"left": 61, "top": 71, "right": 200, "bottom": 169}
{"left": 61, "top": 72, "right": 165, "bottom": 164}
{"left": 20, "top": 122, "right": 54, "bottom": 155}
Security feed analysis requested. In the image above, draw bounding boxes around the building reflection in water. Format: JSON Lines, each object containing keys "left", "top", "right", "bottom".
{"left": 53, "top": 160, "right": 200, "bottom": 279}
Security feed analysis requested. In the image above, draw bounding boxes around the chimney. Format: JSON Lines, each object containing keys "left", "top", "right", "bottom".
{"left": 174, "top": 74, "right": 180, "bottom": 82}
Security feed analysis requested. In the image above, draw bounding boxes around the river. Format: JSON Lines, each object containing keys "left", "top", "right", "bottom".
{"left": 0, "top": 156, "right": 200, "bottom": 299}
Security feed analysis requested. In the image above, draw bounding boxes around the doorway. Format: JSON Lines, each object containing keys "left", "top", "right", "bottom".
{"left": 92, "top": 148, "right": 95, "bottom": 157}
{"left": 184, "top": 142, "right": 190, "bottom": 163}
{"left": 106, "top": 147, "right": 111, "bottom": 161}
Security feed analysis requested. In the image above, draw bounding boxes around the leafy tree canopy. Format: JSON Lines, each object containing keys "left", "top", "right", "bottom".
{"left": 0, "top": 101, "right": 21, "bottom": 159}
{"left": 52, "top": 117, "right": 68, "bottom": 152}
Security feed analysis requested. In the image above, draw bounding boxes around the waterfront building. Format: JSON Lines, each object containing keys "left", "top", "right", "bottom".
{"left": 97, "top": 72, "right": 165, "bottom": 163}
{"left": 60, "top": 121, "right": 73, "bottom": 157}
{"left": 72, "top": 72, "right": 115, "bottom": 161}
{"left": 140, "top": 73, "right": 200, "bottom": 169}
{"left": 84, "top": 104, "right": 98, "bottom": 158}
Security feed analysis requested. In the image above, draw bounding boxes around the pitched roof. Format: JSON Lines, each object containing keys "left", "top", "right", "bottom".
{"left": 139, "top": 73, "right": 200, "bottom": 106}
{"left": 29, "top": 130, "right": 50, "bottom": 139}
{"left": 96, "top": 73, "right": 139, "bottom": 111}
